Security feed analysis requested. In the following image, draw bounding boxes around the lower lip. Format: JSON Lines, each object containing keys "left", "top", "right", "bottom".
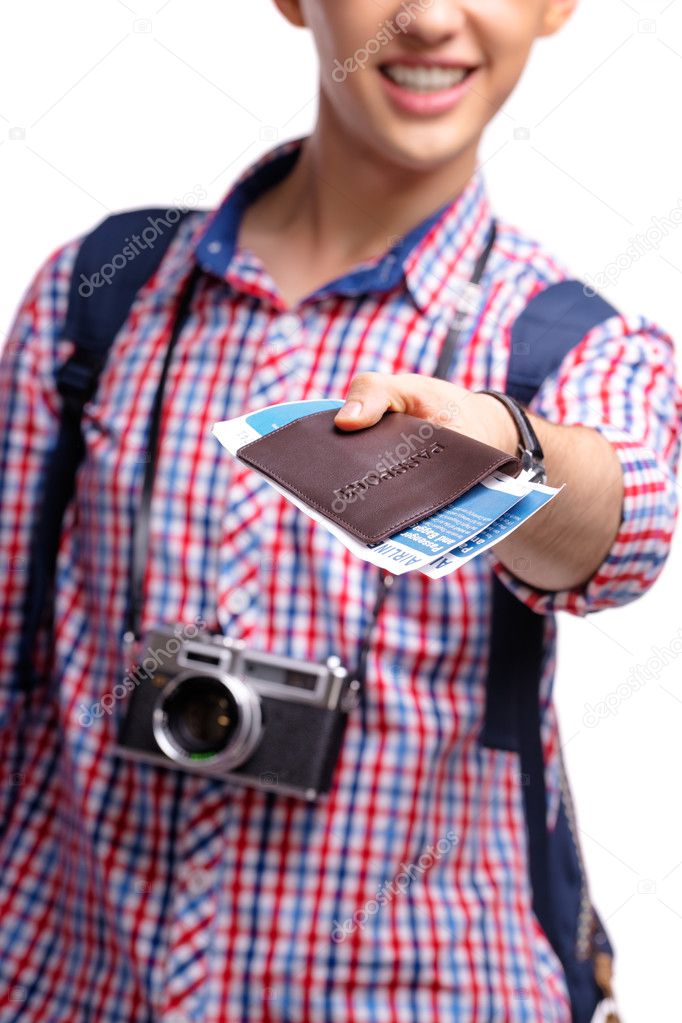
{"left": 378, "top": 68, "right": 475, "bottom": 116}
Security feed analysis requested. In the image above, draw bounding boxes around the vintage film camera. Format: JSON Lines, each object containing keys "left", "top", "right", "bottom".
{"left": 115, "top": 626, "right": 359, "bottom": 801}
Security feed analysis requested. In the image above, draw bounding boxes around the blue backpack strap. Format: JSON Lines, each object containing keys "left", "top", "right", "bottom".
{"left": 481, "top": 279, "right": 618, "bottom": 751}
{"left": 17, "top": 207, "right": 195, "bottom": 691}
{"left": 482, "top": 280, "right": 618, "bottom": 1021}
{"left": 506, "top": 280, "right": 618, "bottom": 404}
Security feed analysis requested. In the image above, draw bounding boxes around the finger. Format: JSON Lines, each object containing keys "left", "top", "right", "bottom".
{"left": 335, "top": 372, "right": 463, "bottom": 431}
{"left": 334, "top": 372, "right": 407, "bottom": 430}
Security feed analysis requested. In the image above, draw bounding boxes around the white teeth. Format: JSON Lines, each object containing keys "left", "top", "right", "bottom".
{"left": 383, "top": 64, "right": 468, "bottom": 92}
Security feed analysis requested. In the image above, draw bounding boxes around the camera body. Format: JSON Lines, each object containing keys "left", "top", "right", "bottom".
{"left": 115, "top": 627, "right": 358, "bottom": 801}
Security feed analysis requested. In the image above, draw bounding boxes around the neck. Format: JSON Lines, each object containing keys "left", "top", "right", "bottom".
{"left": 258, "top": 100, "right": 480, "bottom": 266}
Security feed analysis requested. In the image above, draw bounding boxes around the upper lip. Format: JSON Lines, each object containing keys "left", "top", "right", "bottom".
{"left": 379, "top": 57, "right": 475, "bottom": 70}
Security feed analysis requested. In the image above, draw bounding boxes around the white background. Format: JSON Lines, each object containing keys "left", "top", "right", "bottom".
{"left": 1, "top": 1, "right": 681, "bottom": 1018}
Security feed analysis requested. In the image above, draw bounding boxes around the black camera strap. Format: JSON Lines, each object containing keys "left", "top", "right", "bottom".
{"left": 124, "top": 221, "right": 497, "bottom": 692}
{"left": 123, "top": 264, "right": 202, "bottom": 646}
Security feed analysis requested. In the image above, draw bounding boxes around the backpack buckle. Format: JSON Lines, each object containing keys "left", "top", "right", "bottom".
{"left": 56, "top": 349, "right": 106, "bottom": 409}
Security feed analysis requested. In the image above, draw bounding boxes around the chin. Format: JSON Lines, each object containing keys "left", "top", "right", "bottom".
{"left": 367, "top": 121, "right": 479, "bottom": 174}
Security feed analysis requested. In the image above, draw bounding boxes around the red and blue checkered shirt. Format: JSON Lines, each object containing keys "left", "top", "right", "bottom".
{"left": 1, "top": 134, "right": 680, "bottom": 1023}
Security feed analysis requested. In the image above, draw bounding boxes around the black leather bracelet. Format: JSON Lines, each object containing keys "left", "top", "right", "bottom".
{"left": 477, "top": 388, "right": 547, "bottom": 484}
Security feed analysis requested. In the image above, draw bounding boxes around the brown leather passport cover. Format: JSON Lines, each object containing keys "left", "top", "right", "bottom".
{"left": 236, "top": 409, "right": 521, "bottom": 545}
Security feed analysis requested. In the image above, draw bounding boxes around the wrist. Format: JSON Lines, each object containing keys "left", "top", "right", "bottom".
{"left": 477, "top": 388, "right": 547, "bottom": 483}
{"left": 477, "top": 392, "right": 520, "bottom": 456}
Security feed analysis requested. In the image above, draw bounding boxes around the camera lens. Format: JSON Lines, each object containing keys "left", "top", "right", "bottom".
{"left": 153, "top": 669, "right": 262, "bottom": 772}
{"left": 164, "top": 676, "right": 237, "bottom": 757}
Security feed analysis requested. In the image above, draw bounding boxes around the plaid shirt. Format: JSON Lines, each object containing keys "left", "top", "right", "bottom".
{"left": 1, "top": 134, "right": 680, "bottom": 1023}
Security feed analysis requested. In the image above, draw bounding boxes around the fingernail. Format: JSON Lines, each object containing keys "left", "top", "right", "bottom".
{"left": 340, "top": 400, "right": 363, "bottom": 419}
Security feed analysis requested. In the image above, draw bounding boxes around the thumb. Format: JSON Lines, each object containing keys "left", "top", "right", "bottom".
{"left": 334, "top": 372, "right": 404, "bottom": 431}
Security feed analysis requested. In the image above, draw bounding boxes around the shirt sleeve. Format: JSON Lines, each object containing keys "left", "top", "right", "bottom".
{"left": 0, "top": 237, "right": 83, "bottom": 708}
{"left": 486, "top": 313, "right": 682, "bottom": 617}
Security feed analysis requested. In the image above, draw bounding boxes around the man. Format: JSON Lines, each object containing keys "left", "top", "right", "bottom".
{"left": 0, "top": 1, "right": 679, "bottom": 1020}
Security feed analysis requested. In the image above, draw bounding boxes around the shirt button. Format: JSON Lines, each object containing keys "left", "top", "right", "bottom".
{"left": 207, "top": 240, "right": 222, "bottom": 255}
{"left": 185, "top": 867, "right": 214, "bottom": 896}
{"left": 226, "top": 588, "right": 250, "bottom": 615}
{"left": 277, "top": 313, "right": 302, "bottom": 339}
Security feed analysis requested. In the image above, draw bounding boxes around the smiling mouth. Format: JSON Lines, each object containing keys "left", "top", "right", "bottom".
{"left": 379, "top": 64, "right": 474, "bottom": 93}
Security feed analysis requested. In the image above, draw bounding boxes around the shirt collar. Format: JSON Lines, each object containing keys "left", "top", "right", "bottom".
{"left": 194, "top": 134, "right": 494, "bottom": 320}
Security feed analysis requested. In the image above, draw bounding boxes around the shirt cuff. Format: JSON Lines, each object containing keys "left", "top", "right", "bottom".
{"left": 486, "top": 422, "right": 679, "bottom": 617}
